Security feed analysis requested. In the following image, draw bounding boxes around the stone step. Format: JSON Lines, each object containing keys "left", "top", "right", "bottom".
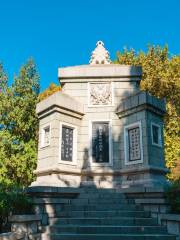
{"left": 33, "top": 198, "right": 134, "bottom": 206}
{"left": 79, "top": 188, "right": 117, "bottom": 194}
{"left": 45, "top": 225, "right": 167, "bottom": 234}
{"left": 60, "top": 204, "right": 143, "bottom": 211}
{"left": 33, "top": 198, "right": 70, "bottom": 204}
{"left": 47, "top": 210, "right": 150, "bottom": 218}
{"left": 33, "top": 193, "right": 126, "bottom": 204}
{"left": 70, "top": 198, "right": 133, "bottom": 205}
{"left": 35, "top": 204, "right": 143, "bottom": 215}
{"left": 49, "top": 217, "right": 158, "bottom": 226}
{"left": 77, "top": 193, "right": 125, "bottom": 199}
{"left": 42, "top": 233, "right": 176, "bottom": 240}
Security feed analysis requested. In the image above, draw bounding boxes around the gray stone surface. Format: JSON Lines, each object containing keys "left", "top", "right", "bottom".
{"left": 59, "top": 65, "right": 142, "bottom": 81}
{"left": 0, "top": 232, "right": 25, "bottom": 240}
{"left": 160, "top": 214, "right": 180, "bottom": 222}
{"left": 116, "top": 91, "right": 166, "bottom": 115}
{"left": 36, "top": 92, "right": 84, "bottom": 117}
{"left": 7, "top": 214, "right": 43, "bottom": 240}
{"left": 28, "top": 188, "right": 176, "bottom": 240}
{"left": 4, "top": 188, "right": 179, "bottom": 239}
{"left": 9, "top": 215, "right": 42, "bottom": 223}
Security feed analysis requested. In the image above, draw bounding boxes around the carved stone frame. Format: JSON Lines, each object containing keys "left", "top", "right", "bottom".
{"left": 151, "top": 122, "right": 162, "bottom": 148}
{"left": 40, "top": 123, "right": 51, "bottom": 148}
{"left": 124, "top": 121, "right": 143, "bottom": 165}
{"left": 89, "top": 119, "right": 113, "bottom": 167}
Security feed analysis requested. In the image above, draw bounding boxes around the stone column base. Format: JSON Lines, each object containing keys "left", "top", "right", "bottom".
{"left": 120, "top": 166, "right": 169, "bottom": 188}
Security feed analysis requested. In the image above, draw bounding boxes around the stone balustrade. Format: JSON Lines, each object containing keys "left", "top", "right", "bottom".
{"left": 119, "top": 187, "right": 180, "bottom": 239}
{"left": 159, "top": 214, "right": 180, "bottom": 239}
{"left": 6, "top": 215, "right": 42, "bottom": 240}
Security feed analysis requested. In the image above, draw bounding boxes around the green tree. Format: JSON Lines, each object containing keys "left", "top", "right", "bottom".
{"left": 38, "top": 82, "right": 61, "bottom": 101}
{"left": 115, "top": 46, "right": 180, "bottom": 180}
{"left": 0, "top": 63, "right": 9, "bottom": 184}
{"left": 0, "top": 63, "right": 8, "bottom": 91}
{"left": 0, "top": 59, "right": 40, "bottom": 186}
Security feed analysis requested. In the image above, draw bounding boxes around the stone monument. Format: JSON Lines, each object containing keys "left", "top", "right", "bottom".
{"left": 32, "top": 41, "right": 168, "bottom": 188}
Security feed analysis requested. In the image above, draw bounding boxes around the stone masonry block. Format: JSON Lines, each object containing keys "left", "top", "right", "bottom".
{"left": 11, "top": 223, "right": 27, "bottom": 234}
{"left": 45, "top": 204, "right": 56, "bottom": 214}
{"left": 130, "top": 94, "right": 139, "bottom": 108}
{"left": 124, "top": 97, "right": 131, "bottom": 110}
{"left": 41, "top": 214, "right": 48, "bottom": 226}
{"left": 27, "top": 222, "right": 38, "bottom": 234}
{"left": 34, "top": 205, "right": 44, "bottom": 214}
{"left": 138, "top": 92, "right": 147, "bottom": 105}
{"left": 166, "top": 221, "right": 180, "bottom": 235}
{"left": 147, "top": 93, "right": 153, "bottom": 105}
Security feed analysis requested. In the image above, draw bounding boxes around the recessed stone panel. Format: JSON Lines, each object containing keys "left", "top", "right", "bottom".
{"left": 89, "top": 83, "right": 112, "bottom": 106}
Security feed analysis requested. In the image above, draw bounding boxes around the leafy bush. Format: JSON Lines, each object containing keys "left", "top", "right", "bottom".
{"left": 166, "top": 180, "right": 180, "bottom": 213}
{"left": 0, "top": 183, "right": 34, "bottom": 233}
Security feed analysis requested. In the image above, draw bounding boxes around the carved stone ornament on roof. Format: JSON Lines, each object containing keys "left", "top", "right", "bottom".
{"left": 89, "top": 41, "right": 111, "bottom": 65}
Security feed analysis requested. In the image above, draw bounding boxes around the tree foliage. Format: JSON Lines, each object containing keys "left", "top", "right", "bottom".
{"left": 166, "top": 180, "right": 180, "bottom": 213}
{"left": 38, "top": 82, "right": 61, "bottom": 101}
{"left": 0, "top": 183, "right": 33, "bottom": 233}
{"left": 0, "top": 59, "right": 40, "bottom": 186}
{"left": 0, "top": 63, "right": 8, "bottom": 91}
{"left": 115, "top": 46, "right": 180, "bottom": 180}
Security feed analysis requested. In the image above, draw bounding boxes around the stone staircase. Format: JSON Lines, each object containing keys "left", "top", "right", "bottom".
{"left": 40, "top": 188, "right": 176, "bottom": 240}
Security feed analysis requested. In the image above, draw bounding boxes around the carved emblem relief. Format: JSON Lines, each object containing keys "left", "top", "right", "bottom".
{"left": 89, "top": 83, "right": 112, "bottom": 106}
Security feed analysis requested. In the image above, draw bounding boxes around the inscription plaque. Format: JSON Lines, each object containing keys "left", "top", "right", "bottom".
{"left": 61, "top": 126, "right": 73, "bottom": 161}
{"left": 128, "top": 127, "right": 141, "bottom": 161}
{"left": 92, "top": 122, "right": 109, "bottom": 163}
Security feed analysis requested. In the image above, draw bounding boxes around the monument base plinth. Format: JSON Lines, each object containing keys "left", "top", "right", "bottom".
{"left": 120, "top": 166, "right": 169, "bottom": 188}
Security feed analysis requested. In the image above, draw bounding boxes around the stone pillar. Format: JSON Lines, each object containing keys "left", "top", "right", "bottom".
{"left": 116, "top": 91, "right": 168, "bottom": 187}
{"left": 31, "top": 92, "right": 84, "bottom": 187}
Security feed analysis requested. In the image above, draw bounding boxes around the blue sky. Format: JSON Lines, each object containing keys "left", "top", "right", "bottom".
{"left": 0, "top": 0, "right": 179, "bottom": 91}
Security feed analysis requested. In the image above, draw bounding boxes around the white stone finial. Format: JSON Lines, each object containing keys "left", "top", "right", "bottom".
{"left": 89, "top": 41, "right": 111, "bottom": 65}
